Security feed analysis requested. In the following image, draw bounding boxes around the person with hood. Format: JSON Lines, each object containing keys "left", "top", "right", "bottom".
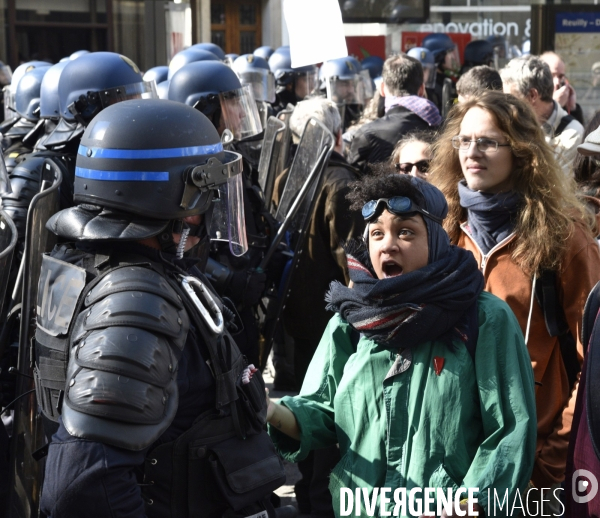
{"left": 266, "top": 172, "right": 537, "bottom": 517}
{"left": 430, "top": 90, "right": 600, "bottom": 515}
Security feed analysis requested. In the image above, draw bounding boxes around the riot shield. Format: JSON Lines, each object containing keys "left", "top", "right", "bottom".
{"left": 259, "top": 118, "right": 334, "bottom": 369}
{"left": 0, "top": 210, "right": 17, "bottom": 321}
{"left": 8, "top": 159, "right": 62, "bottom": 518}
{"left": 257, "top": 116, "right": 285, "bottom": 213}
{"left": 271, "top": 105, "right": 294, "bottom": 211}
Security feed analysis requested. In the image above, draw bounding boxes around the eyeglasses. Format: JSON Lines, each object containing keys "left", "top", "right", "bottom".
{"left": 395, "top": 159, "right": 430, "bottom": 175}
{"left": 451, "top": 136, "right": 511, "bottom": 153}
{"left": 362, "top": 196, "right": 443, "bottom": 224}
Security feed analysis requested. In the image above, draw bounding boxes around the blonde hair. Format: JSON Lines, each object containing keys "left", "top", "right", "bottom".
{"left": 429, "top": 90, "right": 593, "bottom": 274}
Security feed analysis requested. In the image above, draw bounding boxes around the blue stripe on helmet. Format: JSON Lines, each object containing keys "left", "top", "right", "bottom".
{"left": 76, "top": 167, "right": 169, "bottom": 182}
{"left": 78, "top": 142, "right": 224, "bottom": 159}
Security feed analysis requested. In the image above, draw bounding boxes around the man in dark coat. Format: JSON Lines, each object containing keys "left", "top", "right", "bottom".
{"left": 347, "top": 54, "right": 441, "bottom": 171}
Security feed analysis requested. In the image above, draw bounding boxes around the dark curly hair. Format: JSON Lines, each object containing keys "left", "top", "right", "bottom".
{"left": 346, "top": 163, "right": 425, "bottom": 212}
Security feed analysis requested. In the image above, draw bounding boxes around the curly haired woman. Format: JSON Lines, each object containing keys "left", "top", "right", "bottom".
{"left": 430, "top": 90, "right": 600, "bottom": 513}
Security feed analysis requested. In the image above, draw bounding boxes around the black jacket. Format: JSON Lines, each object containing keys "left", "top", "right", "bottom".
{"left": 347, "top": 105, "right": 431, "bottom": 171}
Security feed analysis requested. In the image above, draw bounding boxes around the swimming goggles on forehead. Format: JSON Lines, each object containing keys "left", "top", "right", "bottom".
{"left": 362, "top": 196, "right": 444, "bottom": 224}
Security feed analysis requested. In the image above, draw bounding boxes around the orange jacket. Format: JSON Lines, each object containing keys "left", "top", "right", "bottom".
{"left": 458, "top": 222, "right": 600, "bottom": 489}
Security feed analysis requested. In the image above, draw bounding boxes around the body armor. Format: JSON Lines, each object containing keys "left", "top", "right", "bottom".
{"left": 34, "top": 245, "right": 285, "bottom": 517}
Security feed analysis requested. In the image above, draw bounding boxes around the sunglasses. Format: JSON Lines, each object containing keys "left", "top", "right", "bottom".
{"left": 361, "top": 196, "right": 443, "bottom": 224}
{"left": 395, "top": 159, "right": 430, "bottom": 175}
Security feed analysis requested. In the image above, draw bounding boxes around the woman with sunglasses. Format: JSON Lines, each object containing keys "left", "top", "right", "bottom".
{"left": 266, "top": 172, "right": 536, "bottom": 517}
{"left": 430, "top": 90, "right": 600, "bottom": 512}
{"left": 391, "top": 129, "right": 436, "bottom": 180}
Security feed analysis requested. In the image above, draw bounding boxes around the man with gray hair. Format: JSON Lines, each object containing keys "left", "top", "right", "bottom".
{"left": 347, "top": 53, "right": 441, "bottom": 171}
{"left": 501, "top": 55, "right": 584, "bottom": 175}
{"left": 274, "top": 97, "right": 363, "bottom": 517}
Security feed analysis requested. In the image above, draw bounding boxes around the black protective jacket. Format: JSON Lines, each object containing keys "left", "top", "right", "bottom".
{"left": 347, "top": 105, "right": 430, "bottom": 171}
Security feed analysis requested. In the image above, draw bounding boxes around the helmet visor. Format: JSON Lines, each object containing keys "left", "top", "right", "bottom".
{"left": 294, "top": 70, "right": 318, "bottom": 99}
{"left": 0, "top": 65, "right": 12, "bottom": 87}
{"left": 97, "top": 80, "right": 158, "bottom": 108}
{"left": 325, "top": 76, "right": 365, "bottom": 105}
{"left": 239, "top": 69, "right": 276, "bottom": 103}
{"left": 209, "top": 172, "right": 248, "bottom": 256}
{"left": 423, "top": 63, "right": 437, "bottom": 89}
{"left": 219, "top": 84, "right": 262, "bottom": 141}
{"left": 444, "top": 48, "right": 461, "bottom": 74}
{"left": 4, "top": 86, "right": 15, "bottom": 121}
{"left": 359, "top": 70, "right": 374, "bottom": 102}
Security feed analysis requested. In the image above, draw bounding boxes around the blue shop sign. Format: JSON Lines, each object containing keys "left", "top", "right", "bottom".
{"left": 556, "top": 12, "right": 600, "bottom": 32}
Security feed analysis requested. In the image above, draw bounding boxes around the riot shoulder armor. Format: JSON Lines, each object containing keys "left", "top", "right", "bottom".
{"left": 36, "top": 257, "right": 189, "bottom": 451}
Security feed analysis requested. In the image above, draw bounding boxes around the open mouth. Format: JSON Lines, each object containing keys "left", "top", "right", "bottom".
{"left": 382, "top": 260, "right": 403, "bottom": 278}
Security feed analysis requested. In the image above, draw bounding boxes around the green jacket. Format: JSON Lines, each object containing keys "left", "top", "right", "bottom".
{"left": 269, "top": 292, "right": 537, "bottom": 517}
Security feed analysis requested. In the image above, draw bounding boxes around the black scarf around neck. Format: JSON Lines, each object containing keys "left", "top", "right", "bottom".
{"left": 458, "top": 181, "right": 522, "bottom": 255}
{"left": 325, "top": 241, "right": 484, "bottom": 350}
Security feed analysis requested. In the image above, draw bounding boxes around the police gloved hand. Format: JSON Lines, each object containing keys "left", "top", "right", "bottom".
{"left": 229, "top": 268, "right": 267, "bottom": 307}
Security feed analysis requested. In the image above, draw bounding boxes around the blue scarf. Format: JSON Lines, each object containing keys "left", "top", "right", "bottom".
{"left": 458, "top": 181, "right": 522, "bottom": 255}
{"left": 325, "top": 241, "right": 483, "bottom": 350}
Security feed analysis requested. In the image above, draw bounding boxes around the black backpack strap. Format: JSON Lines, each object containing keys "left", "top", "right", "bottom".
{"left": 534, "top": 270, "right": 581, "bottom": 389}
{"left": 555, "top": 114, "right": 575, "bottom": 137}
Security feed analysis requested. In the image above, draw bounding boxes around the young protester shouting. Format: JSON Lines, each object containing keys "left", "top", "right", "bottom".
{"left": 266, "top": 173, "right": 537, "bottom": 517}
{"left": 430, "top": 90, "right": 600, "bottom": 514}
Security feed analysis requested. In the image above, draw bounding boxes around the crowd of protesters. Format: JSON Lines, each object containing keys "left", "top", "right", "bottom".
{"left": 1, "top": 36, "right": 600, "bottom": 518}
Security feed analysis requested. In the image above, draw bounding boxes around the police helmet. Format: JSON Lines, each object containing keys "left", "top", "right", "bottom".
{"left": 422, "top": 33, "right": 456, "bottom": 64}
{"left": 464, "top": 40, "right": 494, "bottom": 67}
{"left": 0, "top": 61, "right": 12, "bottom": 87}
{"left": 407, "top": 47, "right": 437, "bottom": 89}
{"left": 268, "top": 47, "right": 317, "bottom": 86}
{"left": 7, "top": 61, "right": 50, "bottom": 120}
{"left": 58, "top": 52, "right": 157, "bottom": 124}
{"left": 224, "top": 53, "right": 239, "bottom": 66}
{"left": 156, "top": 80, "right": 170, "bottom": 100}
{"left": 319, "top": 57, "right": 366, "bottom": 105}
{"left": 15, "top": 65, "right": 51, "bottom": 121}
{"left": 70, "top": 50, "right": 90, "bottom": 60}
{"left": 168, "top": 60, "right": 262, "bottom": 141}
{"left": 361, "top": 56, "right": 384, "bottom": 80}
{"left": 232, "top": 54, "right": 276, "bottom": 103}
{"left": 253, "top": 46, "right": 275, "bottom": 61}
{"left": 143, "top": 66, "right": 169, "bottom": 85}
{"left": 40, "top": 61, "right": 69, "bottom": 119}
{"left": 48, "top": 99, "right": 247, "bottom": 256}
{"left": 190, "top": 42, "right": 226, "bottom": 60}
{"left": 168, "top": 48, "right": 220, "bottom": 80}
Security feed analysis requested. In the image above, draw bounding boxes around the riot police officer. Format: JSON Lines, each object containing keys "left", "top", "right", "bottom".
{"left": 318, "top": 57, "right": 366, "bottom": 130}
{"left": 422, "top": 33, "right": 460, "bottom": 116}
{"left": 36, "top": 98, "right": 284, "bottom": 518}
{"left": 268, "top": 46, "right": 317, "bottom": 113}
{"left": 168, "top": 60, "right": 270, "bottom": 367}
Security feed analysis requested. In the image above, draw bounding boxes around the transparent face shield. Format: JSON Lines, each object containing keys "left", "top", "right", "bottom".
{"left": 3, "top": 86, "right": 15, "bottom": 121}
{"left": 0, "top": 65, "right": 12, "bottom": 87}
{"left": 179, "top": 149, "right": 247, "bottom": 257}
{"left": 423, "top": 63, "right": 437, "bottom": 89}
{"left": 219, "top": 84, "right": 262, "bottom": 141}
{"left": 443, "top": 48, "right": 461, "bottom": 75}
{"left": 209, "top": 173, "right": 248, "bottom": 256}
{"left": 325, "top": 76, "right": 366, "bottom": 106}
{"left": 97, "top": 80, "right": 158, "bottom": 107}
{"left": 294, "top": 70, "right": 318, "bottom": 100}
{"left": 239, "top": 69, "right": 276, "bottom": 103}
{"left": 359, "top": 70, "right": 374, "bottom": 103}
{"left": 69, "top": 80, "right": 158, "bottom": 123}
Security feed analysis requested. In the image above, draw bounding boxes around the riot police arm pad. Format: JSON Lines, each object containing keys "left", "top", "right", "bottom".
{"left": 61, "top": 266, "right": 189, "bottom": 451}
